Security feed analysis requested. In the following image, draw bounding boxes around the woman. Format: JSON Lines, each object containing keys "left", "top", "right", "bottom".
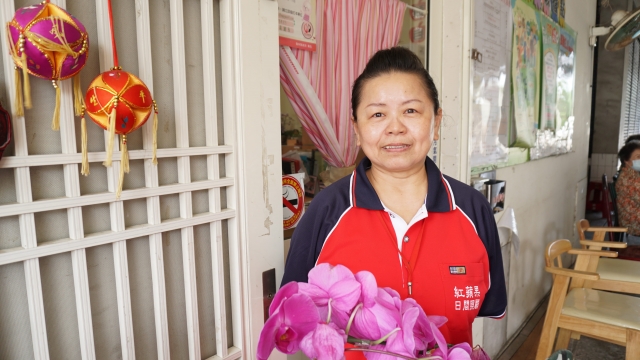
{"left": 282, "top": 47, "right": 506, "bottom": 348}
{"left": 616, "top": 140, "right": 640, "bottom": 245}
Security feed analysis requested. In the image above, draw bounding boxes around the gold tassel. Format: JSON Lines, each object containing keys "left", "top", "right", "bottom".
{"left": 104, "top": 98, "right": 117, "bottom": 167}
{"left": 152, "top": 101, "right": 158, "bottom": 165}
{"left": 51, "top": 81, "right": 61, "bottom": 130}
{"left": 116, "top": 135, "right": 129, "bottom": 199}
{"left": 14, "top": 67, "right": 24, "bottom": 117}
{"left": 20, "top": 41, "right": 31, "bottom": 110}
{"left": 81, "top": 116, "right": 90, "bottom": 176}
{"left": 73, "top": 75, "right": 84, "bottom": 117}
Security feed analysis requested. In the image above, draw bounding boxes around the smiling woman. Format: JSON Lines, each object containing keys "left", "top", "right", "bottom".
{"left": 283, "top": 47, "right": 507, "bottom": 356}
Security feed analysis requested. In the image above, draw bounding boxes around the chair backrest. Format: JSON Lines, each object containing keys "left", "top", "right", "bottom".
{"left": 576, "top": 219, "right": 589, "bottom": 241}
{"left": 601, "top": 174, "right": 615, "bottom": 241}
{"left": 546, "top": 239, "right": 572, "bottom": 269}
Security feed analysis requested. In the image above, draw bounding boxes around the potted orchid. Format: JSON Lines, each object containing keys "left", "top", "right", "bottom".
{"left": 258, "top": 264, "right": 490, "bottom": 360}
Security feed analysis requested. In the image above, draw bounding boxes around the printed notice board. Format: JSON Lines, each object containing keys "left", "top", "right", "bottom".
{"left": 278, "top": 0, "right": 317, "bottom": 51}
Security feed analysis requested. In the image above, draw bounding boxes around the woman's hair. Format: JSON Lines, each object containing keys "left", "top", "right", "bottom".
{"left": 618, "top": 140, "right": 640, "bottom": 167}
{"left": 351, "top": 47, "right": 440, "bottom": 121}
{"left": 626, "top": 134, "right": 640, "bottom": 144}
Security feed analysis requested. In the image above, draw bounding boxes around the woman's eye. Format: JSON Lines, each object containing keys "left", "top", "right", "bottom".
{"left": 372, "top": 112, "right": 383, "bottom": 118}
{"left": 405, "top": 108, "right": 417, "bottom": 114}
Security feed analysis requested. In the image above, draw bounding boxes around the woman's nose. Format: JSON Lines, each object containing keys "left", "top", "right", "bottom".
{"left": 385, "top": 114, "right": 406, "bottom": 134}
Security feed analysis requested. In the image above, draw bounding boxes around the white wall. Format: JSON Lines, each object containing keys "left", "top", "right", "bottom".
{"left": 497, "top": 0, "right": 596, "bottom": 341}
{"left": 431, "top": 0, "right": 596, "bottom": 354}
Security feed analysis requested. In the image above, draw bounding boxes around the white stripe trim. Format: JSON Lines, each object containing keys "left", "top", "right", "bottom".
{"left": 441, "top": 176, "right": 457, "bottom": 210}
{"left": 481, "top": 308, "right": 506, "bottom": 319}
{"left": 316, "top": 172, "right": 357, "bottom": 264}
{"left": 349, "top": 172, "right": 354, "bottom": 208}
{"left": 457, "top": 207, "right": 478, "bottom": 235}
{"left": 315, "top": 207, "right": 353, "bottom": 266}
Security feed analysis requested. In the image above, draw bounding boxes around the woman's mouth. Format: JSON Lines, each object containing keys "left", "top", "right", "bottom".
{"left": 382, "top": 144, "right": 410, "bottom": 150}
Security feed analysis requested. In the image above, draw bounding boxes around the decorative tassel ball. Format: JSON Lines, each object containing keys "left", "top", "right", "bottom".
{"left": 6, "top": 1, "right": 89, "bottom": 124}
{"left": 83, "top": 69, "right": 157, "bottom": 197}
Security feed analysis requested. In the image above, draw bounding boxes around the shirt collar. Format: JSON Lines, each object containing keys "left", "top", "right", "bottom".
{"left": 352, "top": 156, "right": 454, "bottom": 212}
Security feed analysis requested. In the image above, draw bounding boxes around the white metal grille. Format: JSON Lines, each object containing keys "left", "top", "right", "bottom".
{"left": 0, "top": 1, "right": 243, "bottom": 359}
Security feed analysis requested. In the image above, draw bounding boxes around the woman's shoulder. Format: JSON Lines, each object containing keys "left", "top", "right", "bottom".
{"left": 305, "top": 173, "right": 354, "bottom": 214}
{"left": 443, "top": 174, "right": 492, "bottom": 210}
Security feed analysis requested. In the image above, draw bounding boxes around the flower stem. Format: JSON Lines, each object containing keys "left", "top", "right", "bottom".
{"left": 345, "top": 303, "right": 363, "bottom": 336}
{"left": 372, "top": 328, "right": 400, "bottom": 345}
{"left": 326, "top": 298, "right": 333, "bottom": 324}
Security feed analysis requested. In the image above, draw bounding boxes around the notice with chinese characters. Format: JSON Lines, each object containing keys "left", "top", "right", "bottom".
{"left": 470, "top": 0, "right": 511, "bottom": 167}
{"left": 278, "top": 0, "right": 317, "bottom": 51}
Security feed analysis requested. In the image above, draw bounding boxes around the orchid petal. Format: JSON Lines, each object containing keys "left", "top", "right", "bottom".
{"left": 448, "top": 347, "right": 472, "bottom": 360}
{"left": 428, "top": 315, "right": 448, "bottom": 328}
{"left": 355, "top": 271, "right": 378, "bottom": 307}
{"left": 328, "top": 279, "right": 362, "bottom": 311}
{"left": 282, "top": 294, "right": 321, "bottom": 337}
{"left": 298, "top": 282, "right": 330, "bottom": 306}
{"left": 300, "top": 323, "right": 346, "bottom": 360}
{"left": 269, "top": 281, "right": 298, "bottom": 316}
{"left": 470, "top": 346, "right": 491, "bottom": 360}
{"left": 450, "top": 343, "right": 472, "bottom": 355}
{"left": 308, "top": 263, "right": 356, "bottom": 291}
{"left": 385, "top": 307, "right": 418, "bottom": 356}
{"left": 256, "top": 311, "right": 284, "bottom": 360}
{"left": 430, "top": 322, "right": 448, "bottom": 357}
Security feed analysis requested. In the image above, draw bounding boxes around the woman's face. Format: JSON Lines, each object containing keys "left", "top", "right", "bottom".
{"left": 353, "top": 72, "right": 442, "bottom": 175}
{"left": 626, "top": 149, "right": 640, "bottom": 167}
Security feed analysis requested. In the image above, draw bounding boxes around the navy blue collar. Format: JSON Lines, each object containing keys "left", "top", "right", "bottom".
{"left": 352, "top": 156, "right": 454, "bottom": 212}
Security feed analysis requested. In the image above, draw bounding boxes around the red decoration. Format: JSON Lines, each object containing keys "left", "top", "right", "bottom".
{"left": 81, "top": 0, "right": 158, "bottom": 198}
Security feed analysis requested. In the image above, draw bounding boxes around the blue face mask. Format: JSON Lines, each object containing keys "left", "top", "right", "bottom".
{"left": 633, "top": 159, "right": 640, "bottom": 172}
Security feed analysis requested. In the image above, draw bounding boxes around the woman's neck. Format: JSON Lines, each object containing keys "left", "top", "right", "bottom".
{"left": 366, "top": 165, "right": 429, "bottom": 223}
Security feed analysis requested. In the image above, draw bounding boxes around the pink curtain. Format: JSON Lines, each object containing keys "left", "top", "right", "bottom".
{"left": 280, "top": 0, "right": 407, "bottom": 168}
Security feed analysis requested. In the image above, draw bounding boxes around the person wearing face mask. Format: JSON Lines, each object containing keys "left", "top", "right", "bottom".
{"left": 615, "top": 140, "right": 640, "bottom": 245}
{"left": 282, "top": 47, "right": 507, "bottom": 353}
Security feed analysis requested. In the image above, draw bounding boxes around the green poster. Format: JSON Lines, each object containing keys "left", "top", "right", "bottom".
{"left": 540, "top": 15, "right": 560, "bottom": 130}
{"left": 556, "top": 24, "right": 576, "bottom": 131}
{"left": 511, "top": 0, "right": 540, "bottom": 147}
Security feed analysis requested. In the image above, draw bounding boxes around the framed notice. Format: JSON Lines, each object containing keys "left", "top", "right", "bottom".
{"left": 278, "top": 0, "right": 317, "bottom": 51}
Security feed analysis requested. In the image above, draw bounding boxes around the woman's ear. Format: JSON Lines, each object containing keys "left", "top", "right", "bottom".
{"left": 432, "top": 108, "right": 443, "bottom": 141}
{"left": 352, "top": 117, "right": 361, "bottom": 146}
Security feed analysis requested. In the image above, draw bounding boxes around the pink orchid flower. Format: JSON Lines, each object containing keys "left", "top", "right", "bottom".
{"left": 385, "top": 306, "right": 419, "bottom": 357}
{"left": 349, "top": 272, "right": 400, "bottom": 340}
{"left": 431, "top": 340, "right": 472, "bottom": 360}
{"left": 300, "top": 322, "right": 347, "bottom": 360}
{"left": 299, "top": 263, "right": 362, "bottom": 327}
{"left": 470, "top": 346, "right": 491, "bottom": 360}
{"left": 269, "top": 281, "right": 299, "bottom": 316}
{"left": 257, "top": 293, "right": 320, "bottom": 359}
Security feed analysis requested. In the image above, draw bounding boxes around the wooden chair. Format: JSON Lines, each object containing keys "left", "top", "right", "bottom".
{"left": 535, "top": 239, "right": 640, "bottom": 360}
{"left": 575, "top": 219, "right": 640, "bottom": 294}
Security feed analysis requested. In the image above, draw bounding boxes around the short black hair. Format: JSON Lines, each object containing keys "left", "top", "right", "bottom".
{"left": 351, "top": 47, "right": 440, "bottom": 121}
{"left": 618, "top": 140, "right": 640, "bottom": 167}
{"left": 625, "top": 134, "right": 640, "bottom": 144}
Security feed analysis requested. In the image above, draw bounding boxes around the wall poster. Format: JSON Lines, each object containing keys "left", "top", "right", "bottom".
{"left": 540, "top": 15, "right": 560, "bottom": 130}
{"left": 278, "top": 0, "right": 317, "bottom": 51}
{"left": 530, "top": 20, "right": 576, "bottom": 160}
{"left": 470, "top": 0, "right": 512, "bottom": 167}
{"left": 511, "top": 0, "right": 541, "bottom": 148}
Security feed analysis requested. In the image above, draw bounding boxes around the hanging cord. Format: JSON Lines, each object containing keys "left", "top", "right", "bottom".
{"left": 107, "top": 0, "right": 119, "bottom": 69}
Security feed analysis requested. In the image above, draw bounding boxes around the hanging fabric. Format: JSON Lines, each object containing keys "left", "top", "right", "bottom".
{"left": 279, "top": 0, "right": 407, "bottom": 168}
